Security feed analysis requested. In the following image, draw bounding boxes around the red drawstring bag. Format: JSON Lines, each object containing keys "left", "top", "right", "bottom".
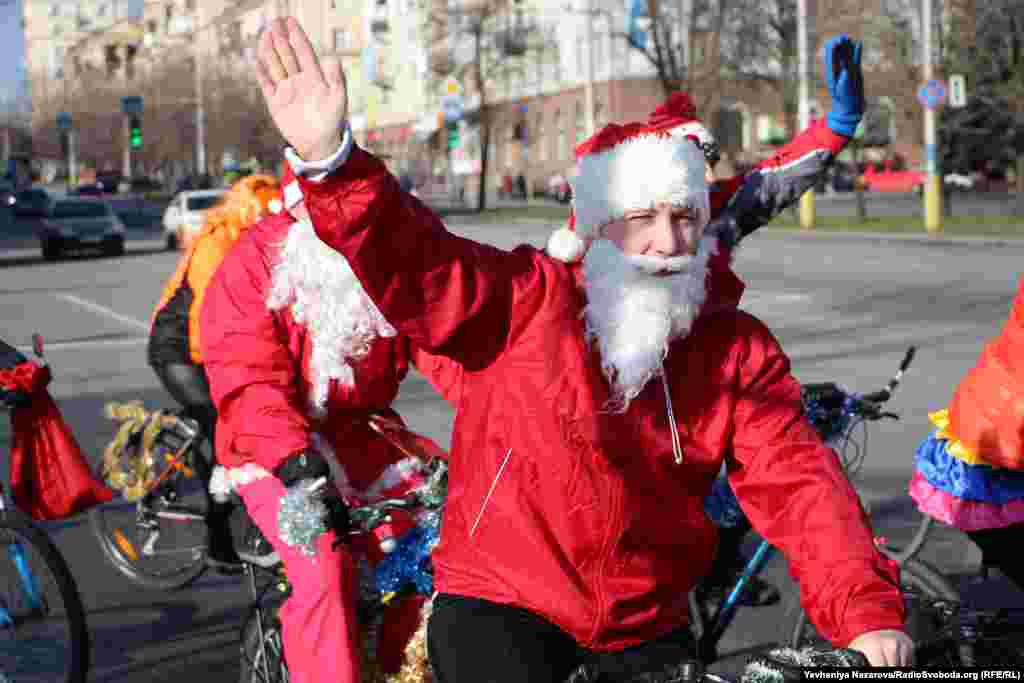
{"left": 2, "top": 360, "right": 114, "bottom": 520}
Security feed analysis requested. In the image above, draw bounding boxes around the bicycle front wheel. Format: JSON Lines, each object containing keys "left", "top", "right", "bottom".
{"left": 790, "top": 557, "right": 973, "bottom": 666}
{"left": 0, "top": 509, "right": 89, "bottom": 683}
{"left": 89, "top": 473, "right": 210, "bottom": 591}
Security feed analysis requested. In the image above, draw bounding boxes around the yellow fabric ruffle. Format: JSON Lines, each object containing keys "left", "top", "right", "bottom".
{"left": 928, "top": 408, "right": 993, "bottom": 467}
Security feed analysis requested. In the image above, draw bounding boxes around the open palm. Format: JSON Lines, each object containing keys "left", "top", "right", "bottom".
{"left": 255, "top": 18, "right": 349, "bottom": 162}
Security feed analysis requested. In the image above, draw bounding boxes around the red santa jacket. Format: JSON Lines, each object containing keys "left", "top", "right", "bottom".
{"left": 199, "top": 212, "right": 453, "bottom": 499}
{"left": 296, "top": 145, "right": 904, "bottom": 650}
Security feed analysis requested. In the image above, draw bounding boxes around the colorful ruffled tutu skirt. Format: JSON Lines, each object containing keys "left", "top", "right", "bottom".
{"left": 909, "top": 409, "right": 1024, "bottom": 531}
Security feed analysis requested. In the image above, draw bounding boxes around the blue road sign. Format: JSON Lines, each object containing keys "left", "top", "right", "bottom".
{"left": 56, "top": 112, "right": 72, "bottom": 131}
{"left": 917, "top": 80, "right": 947, "bottom": 110}
{"left": 121, "top": 96, "right": 144, "bottom": 116}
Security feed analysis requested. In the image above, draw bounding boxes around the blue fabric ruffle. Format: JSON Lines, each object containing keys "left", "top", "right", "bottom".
{"left": 915, "top": 433, "right": 1024, "bottom": 504}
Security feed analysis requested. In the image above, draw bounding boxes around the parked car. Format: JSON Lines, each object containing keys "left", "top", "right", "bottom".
{"left": 162, "top": 189, "right": 226, "bottom": 250}
{"left": 38, "top": 199, "right": 126, "bottom": 261}
{"left": 860, "top": 161, "right": 926, "bottom": 193}
{"left": 96, "top": 172, "right": 122, "bottom": 193}
{"left": 71, "top": 183, "right": 105, "bottom": 197}
{"left": 11, "top": 188, "right": 54, "bottom": 217}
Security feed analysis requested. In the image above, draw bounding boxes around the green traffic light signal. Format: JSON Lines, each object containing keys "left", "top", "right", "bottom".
{"left": 129, "top": 116, "right": 142, "bottom": 148}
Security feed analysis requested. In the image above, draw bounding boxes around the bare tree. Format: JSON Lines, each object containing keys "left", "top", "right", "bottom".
{"left": 421, "top": 0, "right": 552, "bottom": 211}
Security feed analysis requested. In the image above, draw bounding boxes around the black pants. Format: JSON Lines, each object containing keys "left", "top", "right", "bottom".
{"left": 427, "top": 594, "right": 697, "bottom": 683}
{"left": 150, "top": 361, "right": 234, "bottom": 549}
{"left": 966, "top": 523, "right": 1024, "bottom": 590}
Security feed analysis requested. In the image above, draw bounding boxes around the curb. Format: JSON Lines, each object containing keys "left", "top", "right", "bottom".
{"left": 757, "top": 227, "right": 1024, "bottom": 248}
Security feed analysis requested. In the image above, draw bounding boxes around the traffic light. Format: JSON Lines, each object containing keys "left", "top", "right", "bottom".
{"left": 129, "top": 115, "right": 142, "bottom": 148}
{"left": 446, "top": 121, "right": 460, "bottom": 150}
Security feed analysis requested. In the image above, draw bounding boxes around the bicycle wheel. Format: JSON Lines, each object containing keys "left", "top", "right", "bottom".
{"left": 790, "top": 557, "right": 973, "bottom": 666}
{"left": 239, "top": 604, "right": 289, "bottom": 683}
{"left": 89, "top": 467, "right": 210, "bottom": 591}
{"left": 0, "top": 509, "right": 89, "bottom": 683}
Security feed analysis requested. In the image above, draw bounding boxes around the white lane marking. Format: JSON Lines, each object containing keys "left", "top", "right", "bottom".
{"left": 55, "top": 293, "right": 149, "bottom": 331}
{"left": 13, "top": 337, "right": 148, "bottom": 354}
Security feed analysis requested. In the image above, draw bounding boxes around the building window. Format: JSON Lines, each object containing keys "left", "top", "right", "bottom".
{"left": 186, "top": 0, "right": 195, "bottom": 10}
{"left": 595, "top": 98, "right": 603, "bottom": 127}
{"left": 50, "top": 4, "right": 59, "bottom": 17}
{"left": 98, "top": 3, "right": 107, "bottom": 16}
{"left": 147, "top": 20, "right": 157, "bottom": 34}
{"left": 575, "top": 101, "right": 586, "bottom": 143}
{"left": 333, "top": 29, "right": 352, "bottom": 52}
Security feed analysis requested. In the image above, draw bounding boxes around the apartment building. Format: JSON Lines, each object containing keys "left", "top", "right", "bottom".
{"left": 24, "top": 0, "right": 966, "bottom": 186}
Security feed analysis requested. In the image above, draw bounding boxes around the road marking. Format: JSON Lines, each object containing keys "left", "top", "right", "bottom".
{"left": 13, "top": 337, "right": 148, "bottom": 354}
{"left": 55, "top": 293, "right": 149, "bottom": 331}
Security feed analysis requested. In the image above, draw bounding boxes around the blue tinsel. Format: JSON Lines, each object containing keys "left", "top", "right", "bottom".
{"left": 373, "top": 513, "right": 441, "bottom": 596}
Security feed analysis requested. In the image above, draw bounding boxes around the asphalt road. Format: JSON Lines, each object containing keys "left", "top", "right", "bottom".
{"left": 2, "top": 212, "right": 1024, "bottom": 681}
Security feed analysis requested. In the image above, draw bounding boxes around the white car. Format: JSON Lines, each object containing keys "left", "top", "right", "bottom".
{"left": 162, "top": 189, "right": 225, "bottom": 250}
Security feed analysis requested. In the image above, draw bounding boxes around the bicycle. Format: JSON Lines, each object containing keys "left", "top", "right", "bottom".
{"left": 87, "top": 387, "right": 223, "bottom": 590}
{"left": 0, "top": 334, "right": 90, "bottom": 683}
{"left": 238, "top": 453, "right": 448, "bottom": 683}
{"left": 690, "top": 348, "right": 961, "bottom": 664}
{"left": 781, "top": 348, "right": 975, "bottom": 660}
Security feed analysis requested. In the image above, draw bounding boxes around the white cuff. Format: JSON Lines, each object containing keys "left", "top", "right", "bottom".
{"left": 284, "top": 122, "right": 354, "bottom": 184}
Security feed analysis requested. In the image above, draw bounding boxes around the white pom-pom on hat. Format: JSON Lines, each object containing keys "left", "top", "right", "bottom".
{"left": 546, "top": 216, "right": 587, "bottom": 263}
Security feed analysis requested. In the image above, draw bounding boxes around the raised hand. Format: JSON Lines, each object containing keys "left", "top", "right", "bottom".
{"left": 255, "top": 17, "right": 348, "bottom": 162}
{"left": 822, "top": 34, "right": 865, "bottom": 138}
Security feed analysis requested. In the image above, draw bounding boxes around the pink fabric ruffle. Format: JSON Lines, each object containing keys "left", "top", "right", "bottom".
{"left": 909, "top": 471, "right": 1024, "bottom": 531}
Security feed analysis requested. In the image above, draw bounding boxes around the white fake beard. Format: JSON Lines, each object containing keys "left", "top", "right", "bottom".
{"left": 267, "top": 218, "right": 397, "bottom": 416}
{"left": 582, "top": 235, "right": 717, "bottom": 412}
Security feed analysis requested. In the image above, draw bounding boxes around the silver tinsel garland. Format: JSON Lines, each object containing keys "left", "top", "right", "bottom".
{"left": 277, "top": 477, "right": 330, "bottom": 556}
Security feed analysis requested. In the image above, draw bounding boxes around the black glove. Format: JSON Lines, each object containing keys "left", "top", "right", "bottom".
{"left": 274, "top": 450, "right": 332, "bottom": 488}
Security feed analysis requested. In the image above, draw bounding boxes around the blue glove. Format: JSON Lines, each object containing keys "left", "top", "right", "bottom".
{"left": 823, "top": 34, "right": 864, "bottom": 138}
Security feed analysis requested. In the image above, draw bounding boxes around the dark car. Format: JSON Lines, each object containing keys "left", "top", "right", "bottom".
{"left": 96, "top": 172, "right": 122, "bottom": 193}
{"left": 72, "top": 183, "right": 105, "bottom": 197}
{"left": 38, "top": 199, "right": 127, "bottom": 260}
{"left": 11, "top": 188, "right": 54, "bottom": 217}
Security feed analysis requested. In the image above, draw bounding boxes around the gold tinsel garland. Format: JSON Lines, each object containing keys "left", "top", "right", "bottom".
{"left": 101, "top": 401, "right": 186, "bottom": 500}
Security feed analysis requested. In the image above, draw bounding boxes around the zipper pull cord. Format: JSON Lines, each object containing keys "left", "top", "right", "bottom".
{"left": 660, "top": 365, "right": 685, "bottom": 465}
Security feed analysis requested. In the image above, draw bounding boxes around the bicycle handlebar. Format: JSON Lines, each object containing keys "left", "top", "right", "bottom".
{"left": 859, "top": 346, "right": 916, "bottom": 407}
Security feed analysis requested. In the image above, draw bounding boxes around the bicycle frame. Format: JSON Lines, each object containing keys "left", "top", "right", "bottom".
{"left": 694, "top": 538, "right": 776, "bottom": 663}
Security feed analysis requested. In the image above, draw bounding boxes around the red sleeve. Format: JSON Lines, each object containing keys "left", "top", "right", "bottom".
{"left": 410, "top": 343, "right": 463, "bottom": 405}
{"left": 299, "top": 146, "right": 529, "bottom": 363}
{"left": 199, "top": 232, "right": 311, "bottom": 472}
{"left": 727, "top": 318, "right": 904, "bottom": 646}
{"left": 752, "top": 119, "right": 849, "bottom": 174}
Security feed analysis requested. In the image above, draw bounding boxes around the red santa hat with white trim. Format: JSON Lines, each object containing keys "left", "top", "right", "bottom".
{"left": 647, "top": 92, "right": 721, "bottom": 166}
{"left": 545, "top": 116, "right": 711, "bottom": 264}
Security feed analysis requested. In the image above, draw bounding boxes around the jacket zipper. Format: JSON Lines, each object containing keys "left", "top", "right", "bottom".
{"left": 660, "top": 364, "right": 685, "bottom": 464}
{"left": 592, "top": 459, "right": 623, "bottom": 646}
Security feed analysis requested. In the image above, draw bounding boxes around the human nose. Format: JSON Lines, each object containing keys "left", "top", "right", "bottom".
{"left": 650, "top": 208, "right": 697, "bottom": 256}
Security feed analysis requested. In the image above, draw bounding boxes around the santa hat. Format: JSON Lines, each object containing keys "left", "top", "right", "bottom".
{"left": 545, "top": 121, "right": 709, "bottom": 264}
{"left": 271, "top": 159, "right": 304, "bottom": 214}
{"left": 647, "top": 92, "right": 720, "bottom": 167}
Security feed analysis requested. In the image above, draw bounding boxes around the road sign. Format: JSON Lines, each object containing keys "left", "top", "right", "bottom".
{"left": 56, "top": 112, "right": 72, "bottom": 131}
{"left": 917, "top": 80, "right": 947, "bottom": 110}
{"left": 440, "top": 93, "right": 465, "bottom": 123}
{"left": 442, "top": 77, "right": 462, "bottom": 97}
{"left": 948, "top": 74, "right": 967, "bottom": 108}
{"left": 121, "top": 96, "right": 143, "bottom": 116}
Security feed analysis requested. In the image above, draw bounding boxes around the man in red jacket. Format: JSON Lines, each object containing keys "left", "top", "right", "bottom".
{"left": 253, "top": 18, "right": 913, "bottom": 680}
